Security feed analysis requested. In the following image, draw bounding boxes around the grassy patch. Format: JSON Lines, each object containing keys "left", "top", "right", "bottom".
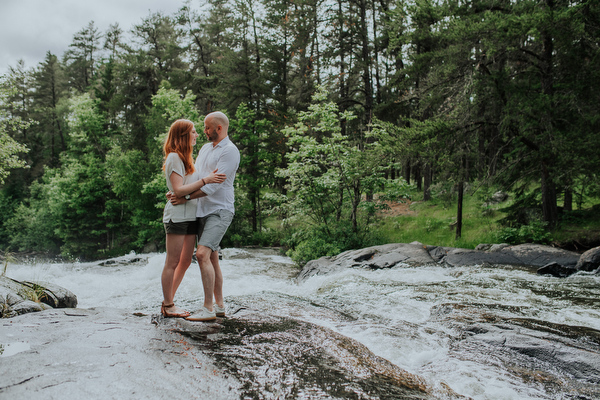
{"left": 373, "top": 186, "right": 600, "bottom": 251}
{"left": 374, "top": 191, "right": 504, "bottom": 249}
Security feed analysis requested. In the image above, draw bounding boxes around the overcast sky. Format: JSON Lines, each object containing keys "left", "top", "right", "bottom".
{"left": 0, "top": 0, "right": 188, "bottom": 76}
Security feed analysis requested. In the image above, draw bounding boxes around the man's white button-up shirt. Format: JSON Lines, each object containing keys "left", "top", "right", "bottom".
{"left": 195, "top": 136, "right": 240, "bottom": 218}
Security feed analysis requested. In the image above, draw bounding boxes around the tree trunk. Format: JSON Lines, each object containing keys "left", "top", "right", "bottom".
{"left": 456, "top": 180, "right": 464, "bottom": 240}
{"left": 541, "top": 161, "right": 558, "bottom": 227}
{"left": 404, "top": 159, "right": 411, "bottom": 185}
{"left": 423, "top": 163, "right": 432, "bottom": 201}
{"left": 414, "top": 163, "right": 422, "bottom": 191}
{"left": 564, "top": 187, "right": 573, "bottom": 212}
{"left": 352, "top": 184, "right": 360, "bottom": 233}
{"left": 358, "top": 0, "right": 373, "bottom": 126}
{"left": 539, "top": 0, "right": 558, "bottom": 228}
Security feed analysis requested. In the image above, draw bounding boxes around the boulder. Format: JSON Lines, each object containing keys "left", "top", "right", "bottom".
{"left": 22, "top": 280, "right": 78, "bottom": 308}
{"left": 482, "top": 191, "right": 509, "bottom": 208}
{"left": 491, "top": 191, "right": 509, "bottom": 203}
{"left": 97, "top": 252, "right": 150, "bottom": 266}
{"left": 299, "top": 242, "right": 583, "bottom": 281}
{"left": 575, "top": 246, "right": 600, "bottom": 272}
{"left": 442, "top": 243, "right": 580, "bottom": 270}
{"left": 298, "top": 243, "right": 436, "bottom": 281}
{"left": 0, "top": 276, "right": 77, "bottom": 317}
{"left": 537, "top": 262, "right": 577, "bottom": 277}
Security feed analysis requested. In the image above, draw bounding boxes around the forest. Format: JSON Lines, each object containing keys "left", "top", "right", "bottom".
{"left": 1, "top": 0, "right": 599, "bottom": 263}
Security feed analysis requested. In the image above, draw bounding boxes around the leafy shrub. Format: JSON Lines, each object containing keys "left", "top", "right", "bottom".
{"left": 285, "top": 222, "right": 383, "bottom": 266}
{"left": 496, "top": 220, "right": 552, "bottom": 244}
{"left": 377, "top": 178, "right": 412, "bottom": 203}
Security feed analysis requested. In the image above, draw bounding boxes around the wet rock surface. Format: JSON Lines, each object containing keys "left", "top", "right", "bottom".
{"left": 576, "top": 246, "right": 600, "bottom": 272}
{"left": 0, "top": 305, "right": 462, "bottom": 400}
{"left": 299, "top": 243, "right": 436, "bottom": 281}
{"left": 0, "top": 275, "right": 77, "bottom": 317}
{"left": 299, "top": 243, "right": 584, "bottom": 281}
{"left": 0, "top": 307, "right": 238, "bottom": 399}
{"left": 429, "top": 302, "right": 600, "bottom": 399}
{"left": 167, "top": 302, "right": 457, "bottom": 399}
{"left": 3, "top": 245, "right": 600, "bottom": 399}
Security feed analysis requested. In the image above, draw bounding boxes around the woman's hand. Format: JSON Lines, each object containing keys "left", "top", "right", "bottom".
{"left": 166, "top": 191, "right": 186, "bottom": 205}
{"left": 205, "top": 169, "right": 226, "bottom": 184}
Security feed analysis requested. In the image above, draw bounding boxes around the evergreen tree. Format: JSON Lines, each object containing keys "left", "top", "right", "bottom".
{"left": 64, "top": 21, "right": 101, "bottom": 93}
{"left": 33, "top": 52, "right": 68, "bottom": 168}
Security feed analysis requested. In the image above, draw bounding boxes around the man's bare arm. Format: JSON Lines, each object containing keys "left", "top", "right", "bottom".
{"left": 168, "top": 187, "right": 208, "bottom": 205}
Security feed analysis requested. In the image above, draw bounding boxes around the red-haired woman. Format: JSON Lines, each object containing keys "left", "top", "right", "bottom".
{"left": 160, "top": 119, "right": 225, "bottom": 318}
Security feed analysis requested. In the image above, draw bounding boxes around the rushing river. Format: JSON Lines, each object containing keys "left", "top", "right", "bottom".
{"left": 6, "top": 248, "right": 600, "bottom": 399}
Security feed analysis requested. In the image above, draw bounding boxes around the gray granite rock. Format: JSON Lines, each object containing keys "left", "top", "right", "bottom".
{"left": 442, "top": 244, "right": 580, "bottom": 269}
{"left": 298, "top": 243, "right": 436, "bottom": 281}
{"left": 0, "top": 308, "right": 238, "bottom": 399}
{"left": 0, "top": 276, "right": 77, "bottom": 317}
{"left": 537, "top": 262, "right": 577, "bottom": 277}
{"left": 0, "top": 306, "right": 456, "bottom": 400}
{"left": 575, "top": 246, "right": 600, "bottom": 272}
{"left": 299, "top": 242, "right": 583, "bottom": 281}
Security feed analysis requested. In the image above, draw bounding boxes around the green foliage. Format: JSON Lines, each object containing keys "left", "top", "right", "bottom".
{"left": 1, "top": 253, "right": 14, "bottom": 276}
{"left": 229, "top": 103, "right": 278, "bottom": 234}
{"left": 273, "top": 87, "right": 400, "bottom": 264}
{"left": 5, "top": 195, "right": 60, "bottom": 253}
{"left": 18, "top": 283, "right": 49, "bottom": 304}
{"left": 1, "top": 0, "right": 600, "bottom": 259}
{"left": 284, "top": 222, "right": 382, "bottom": 267}
{"left": 105, "top": 147, "right": 158, "bottom": 250}
{"left": 376, "top": 184, "right": 503, "bottom": 248}
{"left": 0, "top": 81, "right": 30, "bottom": 184}
{"left": 496, "top": 221, "right": 553, "bottom": 245}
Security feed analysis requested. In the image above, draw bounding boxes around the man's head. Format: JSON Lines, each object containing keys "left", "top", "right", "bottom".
{"left": 204, "top": 112, "right": 229, "bottom": 145}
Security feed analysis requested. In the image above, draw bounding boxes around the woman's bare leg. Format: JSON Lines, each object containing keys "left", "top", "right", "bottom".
{"left": 161, "top": 233, "right": 189, "bottom": 316}
{"left": 172, "top": 234, "right": 195, "bottom": 296}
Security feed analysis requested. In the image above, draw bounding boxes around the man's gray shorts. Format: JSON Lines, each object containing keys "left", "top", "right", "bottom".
{"left": 197, "top": 210, "right": 234, "bottom": 251}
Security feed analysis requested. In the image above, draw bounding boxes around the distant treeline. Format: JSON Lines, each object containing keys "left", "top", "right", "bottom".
{"left": 1, "top": 0, "right": 599, "bottom": 261}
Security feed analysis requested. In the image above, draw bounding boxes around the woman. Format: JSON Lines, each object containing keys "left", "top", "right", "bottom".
{"left": 161, "top": 119, "right": 225, "bottom": 318}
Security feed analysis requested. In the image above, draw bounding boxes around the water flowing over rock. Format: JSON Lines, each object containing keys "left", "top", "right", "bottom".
{"left": 0, "top": 308, "right": 237, "bottom": 399}
{"left": 168, "top": 301, "right": 460, "bottom": 399}
{"left": 429, "top": 303, "right": 600, "bottom": 398}
{"left": 0, "top": 305, "right": 462, "bottom": 399}
{"left": 3, "top": 246, "right": 599, "bottom": 399}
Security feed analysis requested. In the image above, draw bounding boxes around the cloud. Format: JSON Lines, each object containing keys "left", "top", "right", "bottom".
{"left": 0, "top": 0, "right": 185, "bottom": 75}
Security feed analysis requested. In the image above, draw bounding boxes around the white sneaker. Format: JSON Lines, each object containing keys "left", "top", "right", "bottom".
{"left": 185, "top": 306, "right": 216, "bottom": 321}
{"left": 214, "top": 303, "right": 226, "bottom": 317}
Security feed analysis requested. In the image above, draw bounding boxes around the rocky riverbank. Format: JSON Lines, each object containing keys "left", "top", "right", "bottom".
{"left": 2, "top": 243, "right": 600, "bottom": 399}
{"left": 298, "top": 242, "right": 600, "bottom": 281}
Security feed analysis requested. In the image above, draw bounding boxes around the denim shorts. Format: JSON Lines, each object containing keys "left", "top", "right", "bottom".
{"left": 164, "top": 219, "right": 198, "bottom": 235}
{"left": 197, "top": 210, "right": 234, "bottom": 251}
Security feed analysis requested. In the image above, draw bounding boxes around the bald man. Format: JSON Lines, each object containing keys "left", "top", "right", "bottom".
{"left": 186, "top": 111, "right": 240, "bottom": 321}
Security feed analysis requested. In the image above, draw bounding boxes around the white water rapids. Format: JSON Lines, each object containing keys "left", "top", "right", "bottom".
{"left": 6, "top": 247, "right": 600, "bottom": 400}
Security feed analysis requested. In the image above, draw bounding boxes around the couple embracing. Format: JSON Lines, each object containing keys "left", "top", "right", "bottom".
{"left": 160, "top": 112, "right": 240, "bottom": 321}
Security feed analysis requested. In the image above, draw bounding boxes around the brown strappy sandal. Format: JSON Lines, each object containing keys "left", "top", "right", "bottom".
{"left": 161, "top": 302, "right": 190, "bottom": 318}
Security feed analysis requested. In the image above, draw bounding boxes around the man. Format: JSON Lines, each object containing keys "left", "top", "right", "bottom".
{"left": 185, "top": 111, "right": 240, "bottom": 321}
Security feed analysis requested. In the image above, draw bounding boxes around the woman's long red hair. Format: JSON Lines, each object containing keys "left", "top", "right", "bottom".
{"left": 162, "top": 119, "right": 196, "bottom": 175}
